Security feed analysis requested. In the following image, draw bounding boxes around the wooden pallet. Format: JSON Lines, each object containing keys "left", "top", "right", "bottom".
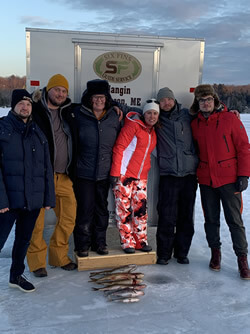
{"left": 75, "top": 249, "right": 156, "bottom": 271}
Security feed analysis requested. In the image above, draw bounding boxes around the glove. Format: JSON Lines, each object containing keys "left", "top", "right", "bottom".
{"left": 236, "top": 176, "right": 249, "bottom": 192}
{"left": 109, "top": 176, "right": 119, "bottom": 188}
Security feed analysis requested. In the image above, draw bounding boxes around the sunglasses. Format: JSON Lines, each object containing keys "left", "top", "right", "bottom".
{"left": 146, "top": 99, "right": 160, "bottom": 105}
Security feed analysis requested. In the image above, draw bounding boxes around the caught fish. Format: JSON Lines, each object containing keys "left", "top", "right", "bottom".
{"left": 92, "top": 284, "right": 127, "bottom": 292}
{"left": 89, "top": 272, "right": 144, "bottom": 282}
{"left": 92, "top": 283, "right": 147, "bottom": 292}
{"left": 104, "top": 286, "right": 146, "bottom": 296}
{"left": 92, "top": 278, "right": 143, "bottom": 285}
{"left": 104, "top": 287, "right": 143, "bottom": 296}
{"left": 104, "top": 287, "right": 138, "bottom": 296}
{"left": 89, "top": 264, "right": 137, "bottom": 277}
{"left": 107, "top": 289, "right": 145, "bottom": 299}
{"left": 109, "top": 297, "right": 140, "bottom": 303}
{"left": 90, "top": 264, "right": 146, "bottom": 303}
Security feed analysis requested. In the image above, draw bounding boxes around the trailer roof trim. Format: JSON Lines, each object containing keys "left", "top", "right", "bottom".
{"left": 72, "top": 38, "right": 164, "bottom": 48}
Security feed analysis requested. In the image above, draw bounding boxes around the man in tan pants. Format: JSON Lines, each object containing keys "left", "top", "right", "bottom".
{"left": 27, "top": 74, "right": 77, "bottom": 277}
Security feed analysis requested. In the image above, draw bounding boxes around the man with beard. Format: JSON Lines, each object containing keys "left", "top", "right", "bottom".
{"left": 27, "top": 74, "right": 77, "bottom": 277}
{"left": 0, "top": 89, "right": 55, "bottom": 292}
{"left": 155, "top": 87, "right": 198, "bottom": 265}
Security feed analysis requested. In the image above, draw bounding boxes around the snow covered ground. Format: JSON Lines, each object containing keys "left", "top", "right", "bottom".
{"left": 1, "top": 108, "right": 250, "bottom": 334}
{"left": 0, "top": 107, "right": 9, "bottom": 117}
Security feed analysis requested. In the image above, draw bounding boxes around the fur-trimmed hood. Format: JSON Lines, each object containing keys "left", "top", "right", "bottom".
{"left": 32, "top": 87, "right": 71, "bottom": 110}
{"left": 32, "top": 89, "right": 42, "bottom": 103}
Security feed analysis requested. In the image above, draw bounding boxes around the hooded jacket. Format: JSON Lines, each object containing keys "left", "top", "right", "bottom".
{"left": 191, "top": 104, "right": 250, "bottom": 188}
{"left": 31, "top": 88, "right": 77, "bottom": 180}
{"left": 156, "top": 102, "right": 198, "bottom": 176}
{"left": 0, "top": 111, "right": 55, "bottom": 210}
{"left": 110, "top": 112, "right": 157, "bottom": 179}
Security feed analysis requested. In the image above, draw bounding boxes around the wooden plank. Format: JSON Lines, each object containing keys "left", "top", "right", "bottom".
{"left": 75, "top": 249, "right": 156, "bottom": 271}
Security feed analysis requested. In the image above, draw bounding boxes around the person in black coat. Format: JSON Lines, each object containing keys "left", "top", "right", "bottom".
{"left": 0, "top": 89, "right": 55, "bottom": 292}
{"left": 73, "top": 79, "right": 121, "bottom": 257}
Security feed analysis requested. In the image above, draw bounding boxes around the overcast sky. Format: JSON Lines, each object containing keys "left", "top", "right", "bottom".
{"left": 1, "top": 0, "right": 249, "bottom": 85}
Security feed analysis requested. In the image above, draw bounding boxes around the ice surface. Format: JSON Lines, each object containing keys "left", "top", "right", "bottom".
{"left": 1, "top": 109, "right": 250, "bottom": 334}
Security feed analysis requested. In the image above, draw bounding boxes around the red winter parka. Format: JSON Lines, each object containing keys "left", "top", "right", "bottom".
{"left": 191, "top": 106, "right": 250, "bottom": 188}
{"left": 110, "top": 112, "right": 157, "bottom": 180}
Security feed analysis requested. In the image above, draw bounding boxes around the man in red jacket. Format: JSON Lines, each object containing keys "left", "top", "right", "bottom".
{"left": 190, "top": 84, "right": 250, "bottom": 280}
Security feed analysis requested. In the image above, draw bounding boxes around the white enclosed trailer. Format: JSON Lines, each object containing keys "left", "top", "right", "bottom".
{"left": 26, "top": 27, "right": 205, "bottom": 225}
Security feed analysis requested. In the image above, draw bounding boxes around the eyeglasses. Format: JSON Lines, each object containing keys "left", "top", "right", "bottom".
{"left": 146, "top": 99, "right": 160, "bottom": 105}
{"left": 198, "top": 97, "right": 214, "bottom": 104}
{"left": 92, "top": 95, "right": 106, "bottom": 101}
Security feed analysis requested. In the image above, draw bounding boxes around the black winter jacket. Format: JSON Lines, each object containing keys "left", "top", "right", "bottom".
{"left": 32, "top": 88, "right": 78, "bottom": 181}
{"left": 0, "top": 112, "right": 55, "bottom": 210}
{"left": 73, "top": 105, "right": 121, "bottom": 181}
{"left": 156, "top": 102, "right": 198, "bottom": 177}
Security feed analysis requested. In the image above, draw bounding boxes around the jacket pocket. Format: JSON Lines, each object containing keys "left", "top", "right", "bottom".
{"left": 217, "top": 158, "right": 237, "bottom": 177}
{"left": 197, "top": 161, "right": 209, "bottom": 179}
{"left": 0, "top": 130, "right": 12, "bottom": 143}
{"left": 158, "top": 155, "right": 176, "bottom": 173}
{"left": 183, "top": 151, "right": 199, "bottom": 171}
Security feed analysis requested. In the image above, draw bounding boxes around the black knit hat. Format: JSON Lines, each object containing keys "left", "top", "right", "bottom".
{"left": 11, "top": 89, "right": 32, "bottom": 110}
{"left": 87, "top": 79, "right": 110, "bottom": 96}
{"left": 81, "top": 79, "right": 112, "bottom": 108}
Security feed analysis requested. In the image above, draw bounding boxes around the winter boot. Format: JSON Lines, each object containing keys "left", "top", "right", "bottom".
{"left": 209, "top": 248, "right": 221, "bottom": 271}
{"left": 9, "top": 275, "right": 36, "bottom": 293}
{"left": 237, "top": 255, "right": 250, "bottom": 280}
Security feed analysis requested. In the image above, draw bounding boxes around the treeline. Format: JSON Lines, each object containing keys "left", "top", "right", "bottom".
{"left": 0, "top": 76, "right": 250, "bottom": 112}
{"left": 214, "top": 84, "right": 250, "bottom": 113}
{"left": 0, "top": 76, "right": 26, "bottom": 107}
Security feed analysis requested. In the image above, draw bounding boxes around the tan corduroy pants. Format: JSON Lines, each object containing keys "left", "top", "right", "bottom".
{"left": 27, "top": 173, "right": 76, "bottom": 271}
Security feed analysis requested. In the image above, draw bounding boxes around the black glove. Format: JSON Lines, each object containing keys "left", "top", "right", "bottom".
{"left": 109, "top": 176, "right": 119, "bottom": 188}
{"left": 236, "top": 176, "right": 249, "bottom": 192}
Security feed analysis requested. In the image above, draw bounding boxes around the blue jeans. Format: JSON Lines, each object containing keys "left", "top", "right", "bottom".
{"left": 0, "top": 209, "right": 40, "bottom": 279}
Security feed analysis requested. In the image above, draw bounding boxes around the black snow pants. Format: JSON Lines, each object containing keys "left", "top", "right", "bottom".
{"left": 73, "top": 177, "right": 110, "bottom": 251}
{"left": 156, "top": 174, "right": 197, "bottom": 260}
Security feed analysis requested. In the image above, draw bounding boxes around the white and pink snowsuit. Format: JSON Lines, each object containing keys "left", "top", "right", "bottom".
{"left": 110, "top": 112, "right": 157, "bottom": 250}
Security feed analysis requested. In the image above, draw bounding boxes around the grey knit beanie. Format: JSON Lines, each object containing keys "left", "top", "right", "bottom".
{"left": 157, "top": 87, "right": 175, "bottom": 102}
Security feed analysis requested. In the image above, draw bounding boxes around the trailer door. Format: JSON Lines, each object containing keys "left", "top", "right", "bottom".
{"left": 73, "top": 40, "right": 163, "bottom": 107}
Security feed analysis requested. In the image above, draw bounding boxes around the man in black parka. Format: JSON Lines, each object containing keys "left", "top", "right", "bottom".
{"left": 0, "top": 89, "right": 55, "bottom": 292}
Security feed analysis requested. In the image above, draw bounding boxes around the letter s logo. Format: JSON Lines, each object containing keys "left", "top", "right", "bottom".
{"left": 105, "top": 61, "right": 117, "bottom": 74}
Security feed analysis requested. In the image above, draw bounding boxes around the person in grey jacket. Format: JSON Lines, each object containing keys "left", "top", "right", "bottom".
{"left": 0, "top": 89, "right": 55, "bottom": 292}
{"left": 156, "top": 87, "right": 198, "bottom": 265}
{"left": 73, "top": 79, "right": 121, "bottom": 257}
